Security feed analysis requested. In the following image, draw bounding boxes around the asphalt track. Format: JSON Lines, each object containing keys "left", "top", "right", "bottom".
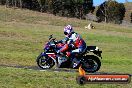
{"left": 0, "top": 64, "right": 132, "bottom": 76}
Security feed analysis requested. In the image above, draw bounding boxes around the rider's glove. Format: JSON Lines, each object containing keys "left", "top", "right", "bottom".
{"left": 54, "top": 40, "right": 58, "bottom": 44}
{"left": 69, "top": 44, "right": 75, "bottom": 49}
{"left": 57, "top": 50, "right": 60, "bottom": 54}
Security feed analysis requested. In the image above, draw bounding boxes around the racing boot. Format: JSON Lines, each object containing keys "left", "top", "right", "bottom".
{"left": 57, "top": 55, "right": 67, "bottom": 68}
{"left": 72, "top": 58, "right": 80, "bottom": 68}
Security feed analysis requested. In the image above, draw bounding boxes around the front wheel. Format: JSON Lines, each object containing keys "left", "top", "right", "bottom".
{"left": 82, "top": 55, "right": 101, "bottom": 73}
{"left": 36, "top": 53, "right": 55, "bottom": 69}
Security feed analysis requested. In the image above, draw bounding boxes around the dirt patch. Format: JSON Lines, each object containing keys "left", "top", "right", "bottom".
{"left": 0, "top": 64, "right": 77, "bottom": 72}
{"left": 1, "top": 64, "right": 131, "bottom": 76}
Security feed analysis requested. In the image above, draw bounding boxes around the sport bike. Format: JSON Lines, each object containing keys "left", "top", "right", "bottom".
{"left": 36, "top": 35, "right": 102, "bottom": 73}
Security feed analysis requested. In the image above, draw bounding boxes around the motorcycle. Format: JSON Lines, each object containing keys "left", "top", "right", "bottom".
{"left": 36, "top": 34, "right": 102, "bottom": 73}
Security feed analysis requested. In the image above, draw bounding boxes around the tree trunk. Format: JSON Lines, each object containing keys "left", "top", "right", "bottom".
{"left": 37, "top": 0, "right": 43, "bottom": 12}
{"left": 19, "top": 0, "right": 22, "bottom": 8}
{"left": 104, "top": 3, "right": 107, "bottom": 23}
{"left": 12, "top": 0, "right": 14, "bottom": 7}
{"left": 131, "top": 12, "right": 132, "bottom": 23}
{"left": 105, "top": 16, "right": 108, "bottom": 23}
{"left": 6, "top": 0, "right": 9, "bottom": 7}
{"left": 14, "top": 0, "right": 17, "bottom": 7}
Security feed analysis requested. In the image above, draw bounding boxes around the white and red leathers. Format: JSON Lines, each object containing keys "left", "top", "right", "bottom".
{"left": 68, "top": 32, "right": 86, "bottom": 54}
{"left": 60, "top": 32, "right": 86, "bottom": 59}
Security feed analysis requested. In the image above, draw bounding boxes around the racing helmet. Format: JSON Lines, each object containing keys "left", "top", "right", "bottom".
{"left": 64, "top": 25, "right": 73, "bottom": 36}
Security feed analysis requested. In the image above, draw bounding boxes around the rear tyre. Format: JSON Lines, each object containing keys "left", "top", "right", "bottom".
{"left": 82, "top": 55, "right": 101, "bottom": 73}
{"left": 76, "top": 76, "right": 86, "bottom": 85}
{"left": 36, "top": 54, "right": 55, "bottom": 69}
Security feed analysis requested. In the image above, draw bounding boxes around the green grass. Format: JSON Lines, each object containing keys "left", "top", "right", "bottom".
{"left": 0, "top": 67, "right": 132, "bottom": 88}
{"left": 0, "top": 6, "right": 132, "bottom": 88}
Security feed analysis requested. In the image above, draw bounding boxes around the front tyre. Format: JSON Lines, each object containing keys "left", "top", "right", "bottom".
{"left": 36, "top": 53, "right": 55, "bottom": 69}
{"left": 82, "top": 55, "right": 101, "bottom": 73}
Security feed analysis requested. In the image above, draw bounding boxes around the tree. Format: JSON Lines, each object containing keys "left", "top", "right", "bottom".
{"left": 0, "top": 0, "right": 6, "bottom": 5}
{"left": 37, "top": 0, "right": 46, "bottom": 12}
{"left": 1, "top": 0, "right": 95, "bottom": 19}
{"left": 96, "top": 0, "right": 125, "bottom": 24}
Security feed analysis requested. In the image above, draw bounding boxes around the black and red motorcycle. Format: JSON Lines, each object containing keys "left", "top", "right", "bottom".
{"left": 36, "top": 35, "right": 102, "bottom": 73}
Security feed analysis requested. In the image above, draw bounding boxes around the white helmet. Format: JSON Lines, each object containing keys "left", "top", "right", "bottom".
{"left": 64, "top": 25, "right": 73, "bottom": 35}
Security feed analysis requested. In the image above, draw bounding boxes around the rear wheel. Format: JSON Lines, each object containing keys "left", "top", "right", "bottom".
{"left": 82, "top": 55, "right": 101, "bottom": 73}
{"left": 37, "top": 54, "right": 55, "bottom": 69}
{"left": 76, "top": 76, "right": 86, "bottom": 85}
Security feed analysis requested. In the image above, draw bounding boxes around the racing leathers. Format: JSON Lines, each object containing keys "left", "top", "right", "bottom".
{"left": 59, "top": 32, "right": 87, "bottom": 68}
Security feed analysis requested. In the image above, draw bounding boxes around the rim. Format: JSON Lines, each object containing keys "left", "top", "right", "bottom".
{"left": 84, "top": 59, "right": 98, "bottom": 72}
{"left": 38, "top": 56, "right": 54, "bottom": 69}
{"left": 77, "top": 76, "right": 86, "bottom": 85}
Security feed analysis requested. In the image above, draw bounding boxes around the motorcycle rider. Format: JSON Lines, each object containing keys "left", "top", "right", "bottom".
{"left": 58, "top": 25, "right": 87, "bottom": 68}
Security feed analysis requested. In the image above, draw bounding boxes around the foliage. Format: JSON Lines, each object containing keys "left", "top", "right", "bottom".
{"left": 0, "top": 0, "right": 94, "bottom": 19}
{"left": 0, "top": 0, "right": 6, "bottom": 5}
{"left": 52, "top": 0, "right": 95, "bottom": 18}
{"left": 96, "top": 0, "right": 126, "bottom": 24}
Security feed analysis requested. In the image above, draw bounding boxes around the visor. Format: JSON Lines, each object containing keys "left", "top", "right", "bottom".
{"left": 64, "top": 32, "right": 68, "bottom": 35}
